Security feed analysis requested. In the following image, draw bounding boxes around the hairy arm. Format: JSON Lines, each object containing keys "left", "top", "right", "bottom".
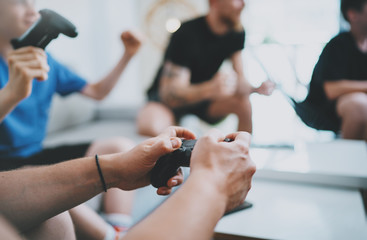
{"left": 231, "top": 51, "right": 275, "bottom": 96}
{"left": 231, "top": 51, "right": 254, "bottom": 95}
{"left": 124, "top": 172, "right": 226, "bottom": 240}
{"left": 0, "top": 127, "right": 191, "bottom": 233}
{"left": 324, "top": 80, "right": 367, "bottom": 100}
{"left": 81, "top": 53, "right": 133, "bottom": 100}
{"left": 0, "top": 157, "right": 104, "bottom": 232}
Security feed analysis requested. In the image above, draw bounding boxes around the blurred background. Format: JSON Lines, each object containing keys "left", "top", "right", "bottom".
{"left": 35, "top": 2, "right": 367, "bottom": 235}
{"left": 37, "top": 0, "right": 344, "bottom": 143}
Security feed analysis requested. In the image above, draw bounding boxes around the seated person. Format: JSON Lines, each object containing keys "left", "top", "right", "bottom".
{"left": 0, "top": 127, "right": 256, "bottom": 240}
{"left": 137, "top": 0, "right": 275, "bottom": 137}
{"left": 303, "top": 0, "right": 367, "bottom": 140}
{"left": 0, "top": 0, "right": 143, "bottom": 233}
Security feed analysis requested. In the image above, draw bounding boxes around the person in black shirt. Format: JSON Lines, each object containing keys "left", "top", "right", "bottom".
{"left": 137, "top": 0, "right": 275, "bottom": 137}
{"left": 305, "top": 0, "right": 367, "bottom": 141}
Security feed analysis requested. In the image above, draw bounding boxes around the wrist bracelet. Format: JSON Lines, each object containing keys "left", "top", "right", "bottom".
{"left": 95, "top": 154, "right": 107, "bottom": 192}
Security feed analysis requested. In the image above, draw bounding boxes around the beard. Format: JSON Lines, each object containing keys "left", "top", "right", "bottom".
{"left": 219, "top": 14, "right": 242, "bottom": 31}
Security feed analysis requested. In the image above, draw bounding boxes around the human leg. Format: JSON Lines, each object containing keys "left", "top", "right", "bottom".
{"left": 137, "top": 102, "right": 176, "bottom": 137}
{"left": 24, "top": 211, "right": 76, "bottom": 240}
{"left": 69, "top": 204, "right": 112, "bottom": 240}
{"left": 336, "top": 92, "right": 367, "bottom": 141}
{"left": 208, "top": 95, "right": 252, "bottom": 133}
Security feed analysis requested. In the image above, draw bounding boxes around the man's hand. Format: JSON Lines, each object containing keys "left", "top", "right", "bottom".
{"left": 254, "top": 80, "right": 276, "bottom": 96}
{"left": 190, "top": 129, "right": 256, "bottom": 212}
{"left": 5, "top": 47, "right": 49, "bottom": 102}
{"left": 210, "top": 71, "right": 238, "bottom": 99}
{"left": 111, "top": 127, "right": 196, "bottom": 195}
{"left": 121, "top": 30, "right": 144, "bottom": 57}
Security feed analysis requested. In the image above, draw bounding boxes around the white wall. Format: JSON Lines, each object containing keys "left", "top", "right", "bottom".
{"left": 36, "top": 0, "right": 143, "bottom": 108}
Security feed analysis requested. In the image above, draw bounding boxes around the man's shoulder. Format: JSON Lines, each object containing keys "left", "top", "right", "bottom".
{"left": 327, "top": 32, "right": 353, "bottom": 47}
{"left": 177, "top": 16, "right": 206, "bottom": 33}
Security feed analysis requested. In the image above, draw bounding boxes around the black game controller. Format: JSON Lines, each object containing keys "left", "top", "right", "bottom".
{"left": 150, "top": 138, "right": 232, "bottom": 188}
{"left": 11, "top": 9, "right": 78, "bottom": 50}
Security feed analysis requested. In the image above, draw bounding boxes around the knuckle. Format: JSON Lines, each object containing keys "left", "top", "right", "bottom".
{"left": 20, "top": 69, "right": 29, "bottom": 79}
{"left": 29, "top": 47, "right": 37, "bottom": 55}
{"left": 248, "top": 162, "right": 257, "bottom": 176}
{"left": 247, "top": 182, "right": 252, "bottom": 191}
{"left": 7, "top": 56, "right": 15, "bottom": 65}
{"left": 201, "top": 135, "right": 213, "bottom": 144}
{"left": 238, "top": 143, "right": 248, "bottom": 153}
{"left": 201, "top": 135, "right": 211, "bottom": 141}
{"left": 158, "top": 138, "right": 171, "bottom": 152}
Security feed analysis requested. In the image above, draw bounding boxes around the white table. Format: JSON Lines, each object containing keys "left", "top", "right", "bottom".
{"left": 214, "top": 179, "right": 367, "bottom": 240}
{"left": 251, "top": 139, "right": 367, "bottom": 189}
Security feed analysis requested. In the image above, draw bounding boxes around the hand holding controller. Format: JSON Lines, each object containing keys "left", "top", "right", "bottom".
{"left": 150, "top": 138, "right": 232, "bottom": 188}
{"left": 11, "top": 9, "right": 78, "bottom": 50}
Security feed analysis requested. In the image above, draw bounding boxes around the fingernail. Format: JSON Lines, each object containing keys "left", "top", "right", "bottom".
{"left": 170, "top": 138, "right": 180, "bottom": 148}
{"left": 171, "top": 179, "right": 178, "bottom": 186}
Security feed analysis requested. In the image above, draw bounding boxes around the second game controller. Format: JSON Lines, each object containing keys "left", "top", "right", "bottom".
{"left": 11, "top": 9, "right": 78, "bottom": 50}
{"left": 150, "top": 138, "right": 232, "bottom": 188}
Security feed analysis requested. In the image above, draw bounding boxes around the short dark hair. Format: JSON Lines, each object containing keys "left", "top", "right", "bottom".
{"left": 341, "top": 0, "right": 367, "bottom": 22}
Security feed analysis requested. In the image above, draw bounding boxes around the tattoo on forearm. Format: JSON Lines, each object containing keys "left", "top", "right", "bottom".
{"left": 161, "top": 62, "right": 191, "bottom": 107}
{"left": 162, "top": 65, "right": 180, "bottom": 79}
{"left": 165, "top": 91, "right": 189, "bottom": 106}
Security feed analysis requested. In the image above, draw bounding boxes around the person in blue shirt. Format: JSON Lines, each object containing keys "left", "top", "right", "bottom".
{"left": 0, "top": 0, "right": 143, "bottom": 238}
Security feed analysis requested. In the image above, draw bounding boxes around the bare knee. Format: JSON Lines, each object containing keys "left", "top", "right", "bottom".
{"left": 24, "top": 211, "right": 75, "bottom": 240}
{"left": 137, "top": 102, "right": 175, "bottom": 137}
{"left": 337, "top": 93, "right": 367, "bottom": 123}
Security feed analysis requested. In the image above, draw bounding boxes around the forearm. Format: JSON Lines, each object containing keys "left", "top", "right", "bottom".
{"left": 81, "top": 52, "right": 133, "bottom": 100}
{"left": 237, "top": 75, "right": 256, "bottom": 95}
{"left": 124, "top": 172, "right": 226, "bottom": 240}
{"left": 231, "top": 51, "right": 254, "bottom": 95}
{"left": 160, "top": 80, "right": 215, "bottom": 108}
{"left": 324, "top": 80, "right": 367, "bottom": 100}
{"left": 0, "top": 156, "right": 107, "bottom": 231}
{"left": 0, "top": 87, "right": 20, "bottom": 123}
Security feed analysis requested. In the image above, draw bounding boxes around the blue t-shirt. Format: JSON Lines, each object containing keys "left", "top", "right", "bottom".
{"left": 0, "top": 53, "right": 87, "bottom": 158}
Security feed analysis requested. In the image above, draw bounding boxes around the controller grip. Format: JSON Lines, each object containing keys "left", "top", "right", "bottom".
{"left": 150, "top": 154, "right": 182, "bottom": 188}
{"left": 150, "top": 139, "right": 196, "bottom": 188}
{"left": 150, "top": 138, "right": 233, "bottom": 188}
{"left": 11, "top": 9, "right": 77, "bottom": 49}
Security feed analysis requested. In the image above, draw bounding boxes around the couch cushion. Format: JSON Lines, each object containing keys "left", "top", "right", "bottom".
{"left": 47, "top": 94, "right": 96, "bottom": 133}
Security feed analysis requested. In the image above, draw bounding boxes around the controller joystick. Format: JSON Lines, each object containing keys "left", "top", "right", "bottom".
{"left": 11, "top": 9, "right": 78, "bottom": 50}
{"left": 150, "top": 138, "right": 232, "bottom": 188}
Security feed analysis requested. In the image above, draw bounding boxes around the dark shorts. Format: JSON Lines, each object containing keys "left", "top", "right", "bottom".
{"left": 148, "top": 91, "right": 225, "bottom": 125}
{"left": 296, "top": 99, "right": 341, "bottom": 133}
{"left": 321, "top": 101, "right": 342, "bottom": 131}
{"left": 0, "top": 143, "right": 90, "bottom": 171}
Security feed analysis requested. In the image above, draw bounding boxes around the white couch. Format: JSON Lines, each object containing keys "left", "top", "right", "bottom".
{"left": 45, "top": 94, "right": 147, "bottom": 147}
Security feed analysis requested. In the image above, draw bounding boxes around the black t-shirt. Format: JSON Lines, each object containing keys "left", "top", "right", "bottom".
{"left": 306, "top": 32, "right": 367, "bottom": 107}
{"left": 147, "top": 16, "right": 245, "bottom": 99}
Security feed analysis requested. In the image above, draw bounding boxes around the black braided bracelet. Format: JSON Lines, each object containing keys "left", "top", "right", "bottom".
{"left": 95, "top": 154, "right": 107, "bottom": 192}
